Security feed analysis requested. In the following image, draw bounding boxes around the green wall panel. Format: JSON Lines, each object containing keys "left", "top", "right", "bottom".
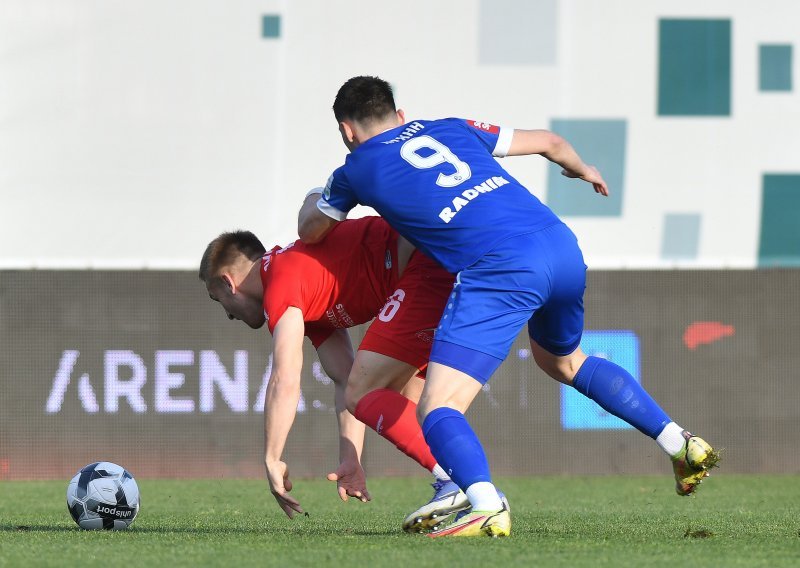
{"left": 759, "top": 44, "right": 793, "bottom": 91}
{"left": 546, "top": 119, "right": 626, "bottom": 217}
{"left": 658, "top": 19, "right": 731, "bottom": 116}
{"left": 661, "top": 213, "right": 701, "bottom": 260}
{"left": 262, "top": 15, "right": 281, "bottom": 38}
{"left": 759, "top": 174, "right": 800, "bottom": 266}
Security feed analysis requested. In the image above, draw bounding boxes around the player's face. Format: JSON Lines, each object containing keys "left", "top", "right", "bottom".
{"left": 207, "top": 280, "right": 265, "bottom": 330}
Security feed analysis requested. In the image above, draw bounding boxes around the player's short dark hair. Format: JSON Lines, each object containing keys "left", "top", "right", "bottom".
{"left": 199, "top": 230, "right": 266, "bottom": 283}
{"left": 333, "top": 76, "right": 396, "bottom": 124}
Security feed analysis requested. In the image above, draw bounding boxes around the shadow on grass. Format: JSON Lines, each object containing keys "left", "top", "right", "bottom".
{"left": 0, "top": 524, "right": 264, "bottom": 535}
{"left": 2, "top": 525, "right": 73, "bottom": 533}
{"left": 0, "top": 524, "right": 405, "bottom": 537}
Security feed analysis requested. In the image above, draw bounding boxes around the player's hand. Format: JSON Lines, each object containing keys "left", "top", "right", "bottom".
{"left": 265, "top": 460, "right": 304, "bottom": 519}
{"left": 561, "top": 165, "right": 609, "bottom": 196}
{"left": 326, "top": 459, "right": 371, "bottom": 503}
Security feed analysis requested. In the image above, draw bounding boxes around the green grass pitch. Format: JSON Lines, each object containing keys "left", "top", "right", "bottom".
{"left": 1, "top": 475, "right": 798, "bottom": 567}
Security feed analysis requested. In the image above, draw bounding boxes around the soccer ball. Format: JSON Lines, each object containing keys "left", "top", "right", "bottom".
{"left": 66, "top": 462, "right": 140, "bottom": 530}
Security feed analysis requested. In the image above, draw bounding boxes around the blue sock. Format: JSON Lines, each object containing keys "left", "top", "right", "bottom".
{"left": 422, "top": 407, "right": 491, "bottom": 490}
{"left": 573, "top": 356, "right": 670, "bottom": 438}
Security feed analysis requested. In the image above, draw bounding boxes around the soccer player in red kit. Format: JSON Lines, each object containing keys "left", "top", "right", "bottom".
{"left": 199, "top": 197, "right": 472, "bottom": 530}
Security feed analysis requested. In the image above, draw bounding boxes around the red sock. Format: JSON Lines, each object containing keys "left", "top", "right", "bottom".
{"left": 354, "top": 388, "right": 437, "bottom": 472}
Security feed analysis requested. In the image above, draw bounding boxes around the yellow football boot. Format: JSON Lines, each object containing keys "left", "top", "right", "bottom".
{"left": 403, "top": 480, "right": 470, "bottom": 533}
{"left": 672, "top": 432, "right": 721, "bottom": 496}
{"left": 427, "top": 501, "right": 510, "bottom": 538}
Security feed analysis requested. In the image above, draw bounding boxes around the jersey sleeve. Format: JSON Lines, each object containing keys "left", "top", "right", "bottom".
{"left": 262, "top": 267, "right": 305, "bottom": 336}
{"left": 263, "top": 294, "right": 290, "bottom": 336}
{"left": 459, "top": 118, "right": 514, "bottom": 158}
{"left": 317, "top": 167, "right": 358, "bottom": 221}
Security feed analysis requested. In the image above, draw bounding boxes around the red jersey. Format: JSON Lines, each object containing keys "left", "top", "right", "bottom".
{"left": 260, "top": 217, "right": 399, "bottom": 347}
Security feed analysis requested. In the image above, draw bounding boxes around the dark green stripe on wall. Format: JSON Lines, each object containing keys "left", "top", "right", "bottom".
{"left": 658, "top": 19, "right": 731, "bottom": 116}
{"left": 262, "top": 15, "right": 280, "bottom": 38}
{"left": 546, "top": 119, "right": 626, "bottom": 217}
{"left": 759, "top": 44, "right": 792, "bottom": 91}
{"left": 759, "top": 174, "right": 800, "bottom": 267}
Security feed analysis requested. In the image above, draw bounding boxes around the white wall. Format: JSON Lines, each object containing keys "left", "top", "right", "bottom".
{"left": 2, "top": 0, "right": 798, "bottom": 268}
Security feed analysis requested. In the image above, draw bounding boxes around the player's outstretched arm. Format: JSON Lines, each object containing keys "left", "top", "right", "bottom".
{"left": 507, "top": 129, "right": 609, "bottom": 196}
{"left": 264, "top": 307, "right": 306, "bottom": 518}
{"left": 317, "top": 330, "right": 371, "bottom": 503}
{"left": 298, "top": 192, "right": 339, "bottom": 244}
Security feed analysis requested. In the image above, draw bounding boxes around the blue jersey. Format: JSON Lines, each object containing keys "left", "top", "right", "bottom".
{"left": 319, "top": 118, "right": 561, "bottom": 273}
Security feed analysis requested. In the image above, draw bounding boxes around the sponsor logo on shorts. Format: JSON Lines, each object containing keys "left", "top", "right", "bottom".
{"left": 325, "top": 304, "right": 355, "bottom": 328}
{"left": 415, "top": 328, "right": 435, "bottom": 344}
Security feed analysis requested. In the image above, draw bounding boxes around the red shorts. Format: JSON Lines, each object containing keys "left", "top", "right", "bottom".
{"left": 358, "top": 251, "right": 454, "bottom": 375}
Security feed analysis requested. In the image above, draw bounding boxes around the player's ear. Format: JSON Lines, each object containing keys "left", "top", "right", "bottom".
{"left": 221, "top": 273, "right": 236, "bottom": 295}
{"left": 339, "top": 121, "right": 355, "bottom": 144}
{"left": 396, "top": 109, "right": 405, "bottom": 124}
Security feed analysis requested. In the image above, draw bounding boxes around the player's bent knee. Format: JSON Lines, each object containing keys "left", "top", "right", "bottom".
{"left": 415, "top": 394, "right": 454, "bottom": 424}
{"left": 534, "top": 358, "right": 570, "bottom": 383}
{"left": 415, "top": 405, "right": 429, "bottom": 427}
{"left": 415, "top": 397, "right": 434, "bottom": 425}
{"left": 532, "top": 349, "right": 586, "bottom": 385}
{"left": 344, "top": 382, "right": 362, "bottom": 415}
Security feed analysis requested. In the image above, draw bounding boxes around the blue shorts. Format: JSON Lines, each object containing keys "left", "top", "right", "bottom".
{"left": 429, "top": 223, "right": 586, "bottom": 384}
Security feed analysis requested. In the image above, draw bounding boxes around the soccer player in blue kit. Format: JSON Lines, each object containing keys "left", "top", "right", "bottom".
{"left": 299, "top": 76, "right": 720, "bottom": 538}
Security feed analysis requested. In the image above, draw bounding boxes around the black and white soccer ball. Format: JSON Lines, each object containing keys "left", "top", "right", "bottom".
{"left": 66, "top": 462, "right": 140, "bottom": 530}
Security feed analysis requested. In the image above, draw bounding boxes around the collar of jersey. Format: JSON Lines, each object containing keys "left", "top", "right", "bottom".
{"left": 373, "top": 123, "right": 408, "bottom": 141}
